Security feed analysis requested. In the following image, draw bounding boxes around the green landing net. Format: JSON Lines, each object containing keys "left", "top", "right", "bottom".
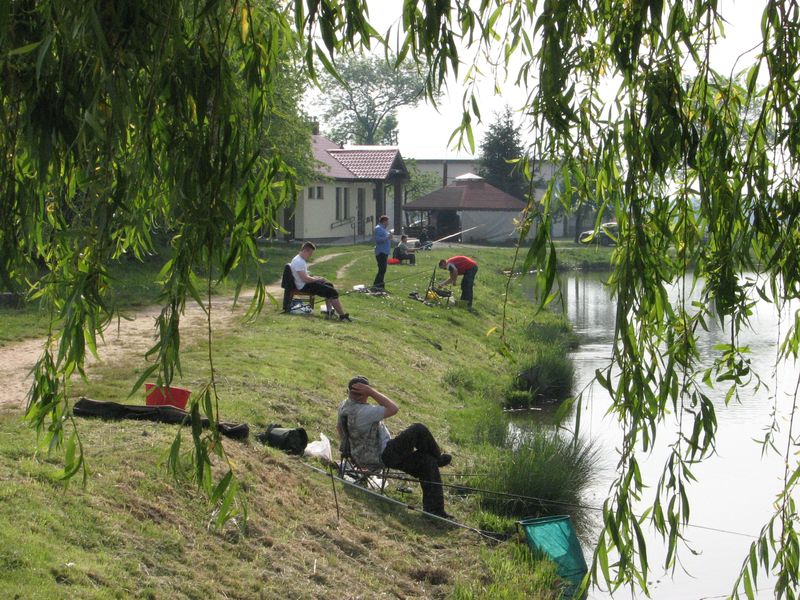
{"left": 519, "top": 515, "right": 588, "bottom": 597}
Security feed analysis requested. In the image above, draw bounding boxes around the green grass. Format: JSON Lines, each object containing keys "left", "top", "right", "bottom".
{"left": 0, "top": 241, "right": 612, "bottom": 599}
{"left": 0, "top": 303, "right": 52, "bottom": 345}
{"left": 451, "top": 543, "right": 565, "bottom": 600}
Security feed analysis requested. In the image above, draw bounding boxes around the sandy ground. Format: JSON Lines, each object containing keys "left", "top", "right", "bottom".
{"left": 0, "top": 253, "right": 348, "bottom": 411}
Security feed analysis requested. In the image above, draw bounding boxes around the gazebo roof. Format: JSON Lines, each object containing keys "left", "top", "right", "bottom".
{"left": 403, "top": 175, "right": 526, "bottom": 211}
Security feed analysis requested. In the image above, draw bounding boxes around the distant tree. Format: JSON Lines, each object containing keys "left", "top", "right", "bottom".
{"left": 317, "top": 54, "right": 427, "bottom": 145}
{"left": 477, "top": 107, "right": 527, "bottom": 200}
{"left": 403, "top": 160, "right": 441, "bottom": 203}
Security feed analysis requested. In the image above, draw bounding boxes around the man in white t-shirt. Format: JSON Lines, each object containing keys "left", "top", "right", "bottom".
{"left": 289, "top": 242, "right": 351, "bottom": 321}
{"left": 336, "top": 375, "right": 453, "bottom": 518}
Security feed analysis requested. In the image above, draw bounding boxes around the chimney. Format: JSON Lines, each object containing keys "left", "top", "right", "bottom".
{"left": 311, "top": 120, "right": 320, "bottom": 135}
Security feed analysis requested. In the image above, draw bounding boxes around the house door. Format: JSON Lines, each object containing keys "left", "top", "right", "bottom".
{"left": 357, "top": 189, "right": 366, "bottom": 237}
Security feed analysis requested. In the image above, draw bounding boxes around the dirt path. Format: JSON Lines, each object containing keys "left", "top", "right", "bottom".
{"left": 336, "top": 258, "right": 361, "bottom": 280}
{"left": 0, "top": 254, "right": 344, "bottom": 411}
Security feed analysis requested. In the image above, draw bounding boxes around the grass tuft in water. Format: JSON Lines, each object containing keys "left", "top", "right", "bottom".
{"left": 470, "top": 427, "right": 601, "bottom": 535}
{"left": 508, "top": 345, "right": 575, "bottom": 407}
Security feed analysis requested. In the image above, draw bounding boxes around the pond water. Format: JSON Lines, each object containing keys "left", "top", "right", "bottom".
{"left": 518, "top": 271, "right": 799, "bottom": 599}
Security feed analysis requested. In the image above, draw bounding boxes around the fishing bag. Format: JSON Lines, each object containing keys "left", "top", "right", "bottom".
{"left": 257, "top": 423, "right": 308, "bottom": 455}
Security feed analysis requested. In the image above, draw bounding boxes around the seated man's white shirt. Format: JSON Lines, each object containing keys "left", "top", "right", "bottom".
{"left": 289, "top": 254, "right": 308, "bottom": 290}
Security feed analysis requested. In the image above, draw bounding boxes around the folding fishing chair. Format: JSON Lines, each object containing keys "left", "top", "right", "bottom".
{"left": 337, "top": 415, "right": 390, "bottom": 493}
{"left": 281, "top": 263, "right": 316, "bottom": 313}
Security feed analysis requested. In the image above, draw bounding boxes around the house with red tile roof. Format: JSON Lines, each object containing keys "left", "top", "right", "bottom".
{"left": 285, "top": 134, "right": 408, "bottom": 241}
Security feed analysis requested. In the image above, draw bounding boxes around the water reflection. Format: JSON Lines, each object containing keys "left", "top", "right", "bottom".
{"left": 517, "top": 272, "right": 799, "bottom": 600}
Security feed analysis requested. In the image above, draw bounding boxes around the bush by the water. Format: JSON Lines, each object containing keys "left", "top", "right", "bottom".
{"left": 508, "top": 345, "right": 575, "bottom": 407}
{"left": 471, "top": 428, "right": 601, "bottom": 535}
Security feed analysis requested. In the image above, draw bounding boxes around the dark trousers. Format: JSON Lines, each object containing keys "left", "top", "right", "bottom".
{"left": 301, "top": 281, "right": 339, "bottom": 299}
{"left": 374, "top": 253, "right": 388, "bottom": 288}
{"left": 381, "top": 423, "right": 444, "bottom": 513}
{"left": 460, "top": 265, "right": 478, "bottom": 306}
{"left": 396, "top": 251, "right": 416, "bottom": 265}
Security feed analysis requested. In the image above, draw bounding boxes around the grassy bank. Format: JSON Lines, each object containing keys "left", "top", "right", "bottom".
{"left": 0, "top": 243, "right": 612, "bottom": 599}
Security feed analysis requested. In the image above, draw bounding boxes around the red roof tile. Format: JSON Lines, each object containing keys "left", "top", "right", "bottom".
{"left": 312, "top": 135, "right": 354, "bottom": 179}
{"left": 312, "top": 135, "right": 406, "bottom": 181}
{"left": 329, "top": 149, "right": 402, "bottom": 179}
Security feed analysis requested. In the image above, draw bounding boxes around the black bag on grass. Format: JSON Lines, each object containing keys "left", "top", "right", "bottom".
{"left": 72, "top": 397, "right": 250, "bottom": 440}
{"left": 257, "top": 423, "right": 308, "bottom": 455}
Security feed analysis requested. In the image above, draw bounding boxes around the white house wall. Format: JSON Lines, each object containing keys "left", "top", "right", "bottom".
{"left": 295, "top": 182, "right": 377, "bottom": 241}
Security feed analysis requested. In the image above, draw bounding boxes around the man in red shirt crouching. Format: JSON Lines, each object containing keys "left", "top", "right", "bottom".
{"left": 438, "top": 255, "right": 478, "bottom": 311}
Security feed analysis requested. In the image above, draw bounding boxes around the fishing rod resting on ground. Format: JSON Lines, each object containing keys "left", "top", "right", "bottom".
{"left": 372, "top": 470, "right": 758, "bottom": 540}
{"left": 301, "top": 460, "right": 505, "bottom": 542}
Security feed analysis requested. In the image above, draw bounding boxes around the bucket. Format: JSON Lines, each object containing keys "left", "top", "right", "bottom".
{"left": 519, "top": 515, "right": 587, "bottom": 596}
{"left": 145, "top": 384, "right": 191, "bottom": 410}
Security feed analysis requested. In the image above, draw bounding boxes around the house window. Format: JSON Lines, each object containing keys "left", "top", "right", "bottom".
{"left": 317, "top": 186, "right": 324, "bottom": 199}
{"left": 343, "top": 188, "right": 350, "bottom": 219}
{"left": 307, "top": 186, "right": 315, "bottom": 199}
{"left": 335, "top": 188, "right": 342, "bottom": 220}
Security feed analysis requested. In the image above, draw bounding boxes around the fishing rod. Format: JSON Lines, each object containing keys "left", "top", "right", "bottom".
{"left": 302, "top": 461, "right": 505, "bottom": 542}
{"left": 377, "top": 472, "right": 757, "bottom": 539}
{"left": 419, "top": 225, "right": 481, "bottom": 249}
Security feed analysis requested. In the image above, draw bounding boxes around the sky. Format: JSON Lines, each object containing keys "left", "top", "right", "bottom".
{"left": 307, "top": 1, "right": 768, "bottom": 160}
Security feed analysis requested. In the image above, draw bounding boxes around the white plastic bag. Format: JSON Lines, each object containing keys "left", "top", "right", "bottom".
{"left": 304, "top": 433, "right": 332, "bottom": 463}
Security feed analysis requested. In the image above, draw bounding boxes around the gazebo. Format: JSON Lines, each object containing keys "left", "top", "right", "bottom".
{"left": 403, "top": 173, "right": 527, "bottom": 243}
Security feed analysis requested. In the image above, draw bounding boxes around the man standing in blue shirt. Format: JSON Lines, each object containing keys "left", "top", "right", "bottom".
{"left": 373, "top": 215, "right": 392, "bottom": 290}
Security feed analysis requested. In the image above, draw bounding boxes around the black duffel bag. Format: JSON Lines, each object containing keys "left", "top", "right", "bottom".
{"left": 256, "top": 423, "right": 308, "bottom": 455}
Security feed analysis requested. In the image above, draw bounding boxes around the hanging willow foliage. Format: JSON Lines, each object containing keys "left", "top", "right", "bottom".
{"left": 3, "top": 0, "right": 799, "bottom": 597}
{"left": 1, "top": 0, "right": 303, "bottom": 526}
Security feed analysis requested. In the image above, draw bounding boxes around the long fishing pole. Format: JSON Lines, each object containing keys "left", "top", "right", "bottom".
{"left": 302, "top": 461, "right": 504, "bottom": 542}
{"left": 377, "top": 472, "right": 757, "bottom": 539}
{"left": 427, "top": 225, "right": 481, "bottom": 246}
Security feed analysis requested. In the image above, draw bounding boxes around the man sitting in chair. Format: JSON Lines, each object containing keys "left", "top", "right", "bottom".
{"left": 392, "top": 235, "right": 417, "bottom": 265}
{"left": 290, "top": 241, "right": 351, "bottom": 321}
{"left": 336, "top": 375, "right": 453, "bottom": 518}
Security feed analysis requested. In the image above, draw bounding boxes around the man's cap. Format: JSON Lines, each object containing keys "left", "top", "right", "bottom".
{"left": 348, "top": 375, "right": 369, "bottom": 389}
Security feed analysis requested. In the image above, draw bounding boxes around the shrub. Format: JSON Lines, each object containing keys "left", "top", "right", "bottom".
{"left": 504, "top": 389, "right": 535, "bottom": 409}
{"left": 512, "top": 345, "right": 574, "bottom": 403}
{"left": 470, "top": 428, "right": 601, "bottom": 535}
